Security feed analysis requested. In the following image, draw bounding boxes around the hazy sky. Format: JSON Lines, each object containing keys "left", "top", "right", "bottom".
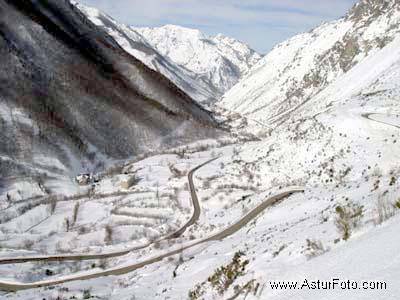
{"left": 78, "top": 0, "right": 358, "bottom": 53}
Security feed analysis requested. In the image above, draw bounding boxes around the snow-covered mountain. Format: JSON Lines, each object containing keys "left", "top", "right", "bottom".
{"left": 2, "top": 1, "right": 400, "bottom": 300}
{"left": 220, "top": 0, "right": 400, "bottom": 124}
{"left": 134, "top": 25, "right": 262, "bottom": 101}
{"left": 77, "top": 4, "right": 261, "bottom": 104}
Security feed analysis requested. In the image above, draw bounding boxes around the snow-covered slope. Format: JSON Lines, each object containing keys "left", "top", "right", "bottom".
{"left": 220, "top": 0, "right": 400, "bottom": 124}
{"left": 134, "top": 25, "right": 262, "bottom": 102}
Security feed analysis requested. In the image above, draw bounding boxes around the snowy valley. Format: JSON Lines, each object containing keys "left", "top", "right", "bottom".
{"left": 0, "top": 0, "right": 400, "bottom": 300}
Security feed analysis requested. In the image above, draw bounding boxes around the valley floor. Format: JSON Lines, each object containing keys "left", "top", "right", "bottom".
{"left": 0, "top": 99, "right": 399, "bottom": 299}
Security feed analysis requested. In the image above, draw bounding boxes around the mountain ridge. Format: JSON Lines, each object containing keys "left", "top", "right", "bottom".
{"left": 134, "top": 24, "right": 262, "bottom": 102}
{"left": 219, "top": 0, "right": 400, "bottom": 125}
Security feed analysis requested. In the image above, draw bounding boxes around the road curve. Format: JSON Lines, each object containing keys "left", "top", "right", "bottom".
{"left": 166, "top": 156, "right": 220, "bottom": 238}
{"left": 0, "top": 157, "right": 219, "bottom": 265}
{"left": 361, "top": 113, "right": 400, "bottom": 129}
{"left": 0, "top": 187, "right": 304, "bottom": 291}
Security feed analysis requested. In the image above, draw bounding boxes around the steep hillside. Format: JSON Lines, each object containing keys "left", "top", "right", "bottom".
{"left": 0, "top": 0, "right": 218, "bottom": 196}
{"left": 220, "top": 0, "right": 400, "bottom": 124}
{"left": 134, "top": 25, "right": 262, "bottom": 102}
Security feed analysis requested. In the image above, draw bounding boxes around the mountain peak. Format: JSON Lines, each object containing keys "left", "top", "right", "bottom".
{"left": 154, "top": 24, "right": 206, "bottom": 39}
{"left": 347, "top": 0, "right": 400, "bottom": 21}
{"left": 133, "top": 24, "right": 262, "bottom": 99}
{"left": 160, "top": 24, "right": 200, "bottom": 32}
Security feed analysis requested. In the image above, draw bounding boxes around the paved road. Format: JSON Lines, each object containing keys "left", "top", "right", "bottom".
{"left": 0, "top": 187, "right": 303, "bottom": 291}
{"left": 166, "top": 156, "right": 220, "bottom": 238}
{"left": 0, "top": 158, "right": 219, "bottom": 265}
{"left": 361, "top": 113, "right": 400, "bottom": 129}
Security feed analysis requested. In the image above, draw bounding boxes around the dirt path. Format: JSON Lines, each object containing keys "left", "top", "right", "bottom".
{"left": 0, "top": 187, "right": 303, "bottom": 291}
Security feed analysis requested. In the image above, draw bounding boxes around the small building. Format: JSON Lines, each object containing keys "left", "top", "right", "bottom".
{"left": 76, "top": 174, "right": 91, "bottom": 186}
{"left": 120, "top": 175, "right": 138, "bottom": 189}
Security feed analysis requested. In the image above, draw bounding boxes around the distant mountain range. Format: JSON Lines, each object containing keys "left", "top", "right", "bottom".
{"left": 77, "top": 3, "right": 262, "bottom": 104}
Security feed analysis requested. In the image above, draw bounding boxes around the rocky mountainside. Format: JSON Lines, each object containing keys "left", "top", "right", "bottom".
{"left": 219, "top": 0, "right": 400, "bottom": 124}
{"left": 134, "top": 25, "right": 262, "bottom": 102}
{"left": 0, "top": 0, "right": 218, "bottom": 187}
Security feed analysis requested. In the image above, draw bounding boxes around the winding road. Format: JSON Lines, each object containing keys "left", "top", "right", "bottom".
{"left": 0, "top": 157, "right": 304, "bottom": 292}
{"left": 361, "top": 113, "right": 400, "bottom": 129}
{"left": 165, "top": 157, "right": 220, "bottom": 239}
{"left": 0, "top": 157, "right": 219, "bottom": 265}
